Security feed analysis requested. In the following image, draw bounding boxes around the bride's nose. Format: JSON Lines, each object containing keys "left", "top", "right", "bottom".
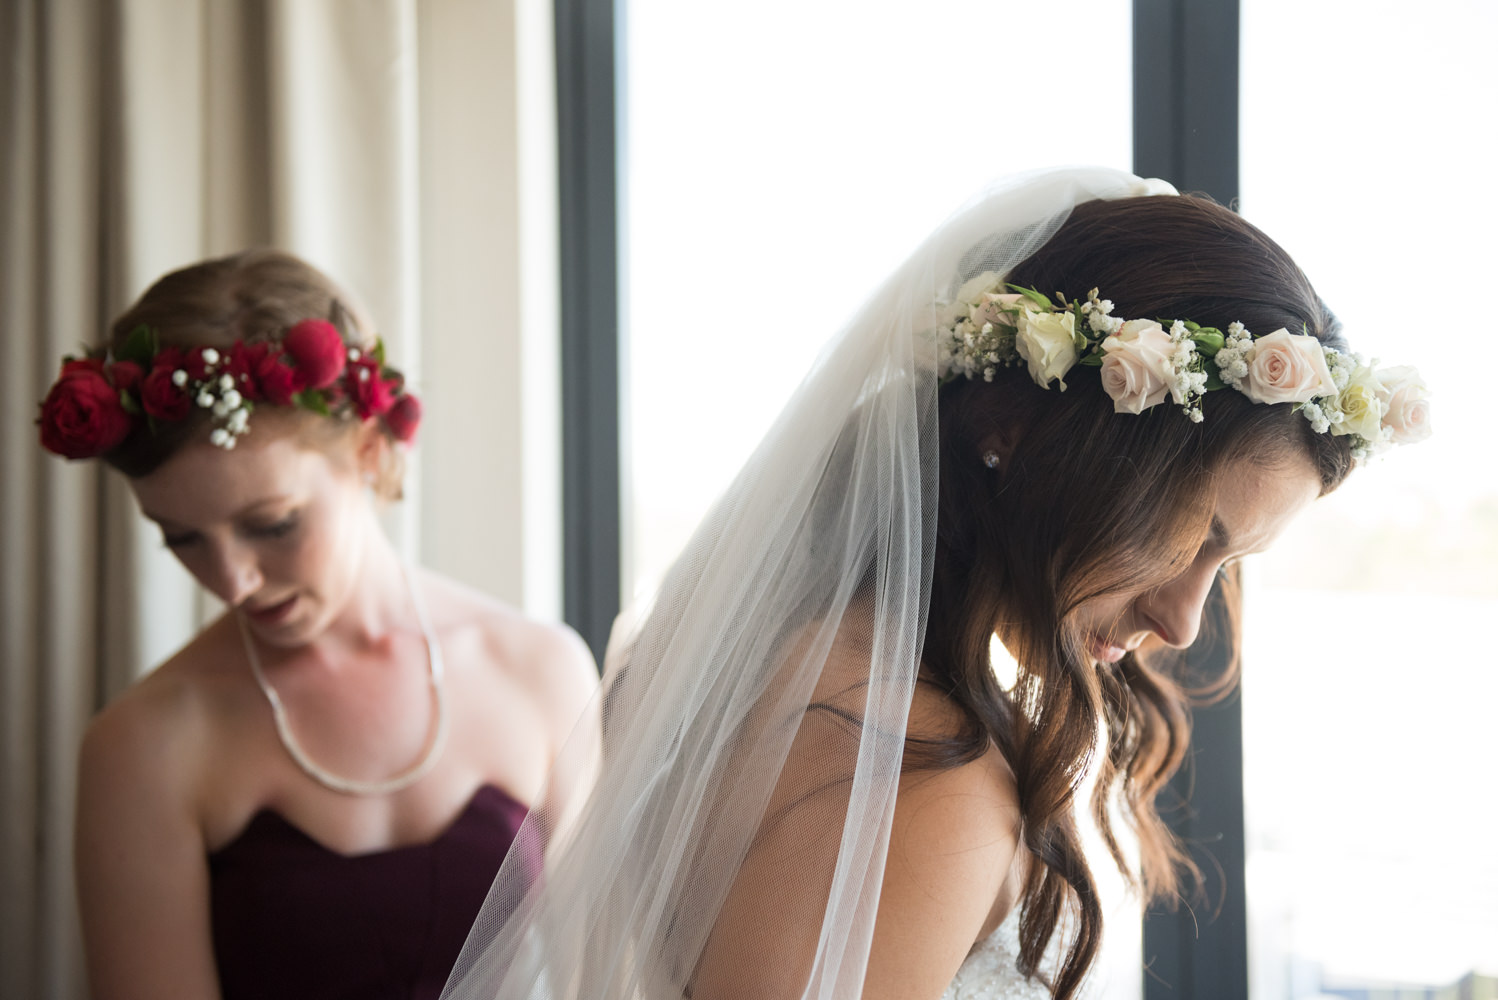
{"left": 1136, "top": 560, "right": 1220, "bottom": 649}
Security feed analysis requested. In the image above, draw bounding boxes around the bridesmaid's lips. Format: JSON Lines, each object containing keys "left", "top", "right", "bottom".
{"left": 244, "top": 595, "right": 298, "bottom": 625}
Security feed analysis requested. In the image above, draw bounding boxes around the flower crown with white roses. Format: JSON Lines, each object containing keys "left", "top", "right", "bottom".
{"left": 935, "top": 272, "right": 1430, "bottom": 460}
{"left": 37, "top": 319, "right": 423, "bottom": 461}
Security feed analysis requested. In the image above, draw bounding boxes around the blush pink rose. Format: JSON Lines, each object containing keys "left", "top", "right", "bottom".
{"left": 1376, "top": 365, "right": 1432, "bottom": 444}
{"left": 1242, "top": 329, "right": 1337, "bottom": 404}
{"left": 1099, "top": 319, "right": 1174, "bottom": 414}
{"left": 970, "top": 292, "right": 1027, "bottom": 330}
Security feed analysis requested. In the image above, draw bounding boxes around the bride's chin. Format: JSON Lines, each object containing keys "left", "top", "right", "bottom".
{"left": 1086, "top": 634, "right": 1128, "bottom": 665}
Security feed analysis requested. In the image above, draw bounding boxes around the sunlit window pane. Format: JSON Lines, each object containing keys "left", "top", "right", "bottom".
{"left": 1241, "top": 3, "right": 1498, "bottom": 996}
{"left": 623, "top": 3, "right": 1137, "bottom": 994}
{"left": 623, "top": 0, "right": 1132, "bottom": 597}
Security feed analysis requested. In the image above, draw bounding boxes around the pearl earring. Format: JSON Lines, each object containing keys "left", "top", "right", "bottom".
{"left": 982, "top": 450, "right": 1002, "bottom": 470}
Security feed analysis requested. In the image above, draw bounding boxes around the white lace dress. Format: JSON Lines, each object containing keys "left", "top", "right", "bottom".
{"left": 940, "top": 912, "right": 1051, "bottom": 1000}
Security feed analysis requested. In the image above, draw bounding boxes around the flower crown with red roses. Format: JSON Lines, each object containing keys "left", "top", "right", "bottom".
{"left": 37, "top": 319, "right": 423, "bottom": 461}
{"left": 935, "top": 273, "right": 1430, "bottom": 461}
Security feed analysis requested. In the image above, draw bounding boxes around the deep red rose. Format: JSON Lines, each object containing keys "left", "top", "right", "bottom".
{"left": 108, "top": 361, "right": 144, "bottom": 394}
{"left": 38, "top": 368, "right": 134, "bottom": 458}
{"left": 140, "top": 364, "right": 192, "bottom": 420}
{"left": 225, "top": 342, "right": 302, "bottom": 406}
{"left": 283, "top": 320, "right": 346, "bottom": 389}
{"left": 256, "top": 351, "right": 304, "bottom": 406}
{"left": 383, "top": 393, "right": 422, "bottom": 442}
{"left": 181, "top": 346, "right": 217, "bottom": 382}
{"left": 148, "top": 345, "right": 187, "bottom": 382}
{"left": 225, "top": 342, "right": 264, "bottom": 395}
{"left": 347, "top": 358, "right": 396, "bottom": 419}
{"left": 60, "top": 357, "right": 106, "bottom": 378}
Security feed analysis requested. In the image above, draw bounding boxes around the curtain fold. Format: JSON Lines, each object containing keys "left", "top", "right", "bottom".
{"left": 2, "top": 3, "right": 424, "bottom": 996}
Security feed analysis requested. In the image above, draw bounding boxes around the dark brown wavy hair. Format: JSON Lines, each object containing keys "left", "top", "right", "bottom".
{"left": 919, "top": 194, "right": 1355, "bottom": 997}
{"left": 102, "top": 249, "right": 408, "bottom": 496}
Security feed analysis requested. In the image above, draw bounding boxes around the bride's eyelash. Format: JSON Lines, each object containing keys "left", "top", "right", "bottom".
{"left": 162, "top": 532, "right": 196, "bottom": 550}
{"left": 1216, "top": 556, "right": 1244, "bottom": 579}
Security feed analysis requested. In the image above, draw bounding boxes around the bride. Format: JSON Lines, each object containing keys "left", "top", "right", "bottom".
{"left": 442, "top": 168, "right": 1430, "bottom": 999}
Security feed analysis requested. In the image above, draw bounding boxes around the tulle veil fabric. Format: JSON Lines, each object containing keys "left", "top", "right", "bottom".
{"left": 443, "top": 168, "right": 1175, "bottom": 1000}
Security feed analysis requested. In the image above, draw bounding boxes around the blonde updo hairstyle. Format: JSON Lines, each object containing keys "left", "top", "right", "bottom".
{"left": 104, "top": 249, "right": 408, "bottom": 499}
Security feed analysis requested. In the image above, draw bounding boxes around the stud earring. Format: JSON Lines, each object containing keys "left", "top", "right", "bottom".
{"left": 982, "top": 450, "right": 1002, "bottom": 470}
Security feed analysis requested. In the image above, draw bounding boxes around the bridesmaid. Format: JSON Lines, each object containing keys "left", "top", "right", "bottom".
{"left": 39, "top": 249, "right": 597, "bottom": 1000}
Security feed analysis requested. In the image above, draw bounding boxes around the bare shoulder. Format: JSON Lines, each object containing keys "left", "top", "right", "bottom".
{"left": 414, "top": 570, "right": 598, "bottom": 730}
{"left": 76, "top": 625, "right": 235, "bottom": 998}
{"left": 865, "top": 685, "right": 1023, "bottom": 999}
{"left": 894, "top": 682, "right": 1022, "bottom": 871}
{"left": 79, "top": 617, "right": 242, "bottom": 803}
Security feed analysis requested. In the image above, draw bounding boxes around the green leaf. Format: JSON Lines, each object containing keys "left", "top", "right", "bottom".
{"left": 120, "top": 324, "right": 158, "bottom": 366}
{"left": 119, "top": 390, "right": 142, "bottom": 415}
{"left": 1182, "top": 319, "right": 1201, "bottom": 333}
{"left": 1078, "top": 353, "right": 1104, "bottom": 367}
{"left": 1192, "top": 331, "right": 1224, "bottom": 356}
{"left": 371, "top": 339, "right": 386, "bottom": 365}
{"left": 1006, "top": 284, "right": 1054, "bottom": 310}
{"left": 295, "top": 390, "right": 331, "bottom": 416}
{"left": 1204, "top": 370, "right": 1225, "bottom": 391}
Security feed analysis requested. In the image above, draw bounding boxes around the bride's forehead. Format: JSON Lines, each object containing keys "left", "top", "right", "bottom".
{"left": 1207, "top": 452, "right": 1320, "bottom": 551}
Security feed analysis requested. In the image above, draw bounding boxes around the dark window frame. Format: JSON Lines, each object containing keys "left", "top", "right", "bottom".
{"left": 555, "top": 0, "right": 622, "bottom": 667}
{"left": 1134, "top": 1, "right": 1246, "bottom": 997}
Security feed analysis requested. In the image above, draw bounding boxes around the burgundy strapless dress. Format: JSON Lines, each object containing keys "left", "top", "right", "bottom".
{"left": 208, "top": 785, "right": 533, "bottom": 1000}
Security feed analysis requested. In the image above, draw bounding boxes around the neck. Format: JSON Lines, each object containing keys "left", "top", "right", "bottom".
{"left": 311, "top": 507, "right": 417, "bottom": 661}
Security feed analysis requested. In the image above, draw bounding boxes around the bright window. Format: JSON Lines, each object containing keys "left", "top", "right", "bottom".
{"left": 622, "top": 0, "right": 1132, "bottom": 595}
{"left": 1241, "top": 2, "right": 1498, "bottom": 995}
{"left": 622, "top": 1, "right": 1138, "bottom": 993}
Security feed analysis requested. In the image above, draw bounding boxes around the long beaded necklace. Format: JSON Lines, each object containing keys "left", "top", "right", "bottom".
{"left": 236, "top": 565, "right": 448, "bottom": 796}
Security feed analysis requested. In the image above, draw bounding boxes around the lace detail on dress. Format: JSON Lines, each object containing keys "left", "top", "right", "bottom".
{"left": 940, "top": 911, "right": 1051, "bottom": 1000}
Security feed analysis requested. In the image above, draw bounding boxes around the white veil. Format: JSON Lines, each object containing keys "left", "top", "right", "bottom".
{"left": 443, "top": 168, "right": 1175, "bottom": 1000}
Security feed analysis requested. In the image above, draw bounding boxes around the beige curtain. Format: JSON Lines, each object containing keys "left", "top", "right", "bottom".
{"left": 0, "top": 1, "right": 556, "bottom": 997}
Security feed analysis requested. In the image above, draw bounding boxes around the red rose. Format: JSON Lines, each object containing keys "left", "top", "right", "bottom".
{"left": 283, "top": 320, "right": 346, "bottom": 389}
{"left": 383, "top": 393, "right": 422, "bottom": 442}
{"left": 108, "top": 361, "right": 144, "bottom": 394}
{"left": 60, "top": 357, "right": 106, "bottom": 377}
{"left": 255, "top": 351, "right": 304, "bottom": 406}
{"left": 151, "top": 345, "right": 186, "bottom": 375}
{"left": 228, "top": 342, "right": 303, "bottom": 406}
{"left": 182, "top": 346, "right": 216, "bottom": 382}
{"left": 225, "top": 342, "right": 262, "bottom": 394}
{"left": 38, "top": 368, "right": 134, "bottom": 458}
{"left": 347, "top": 358, "right": 396, "bottom": 419}
{"left": 140, "top": 362, "right": 192, "bottom": 420}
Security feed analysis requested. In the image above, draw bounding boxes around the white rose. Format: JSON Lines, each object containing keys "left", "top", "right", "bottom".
{"left": 1099, "top": 319, "right": 1173, "bottom": 414}
{"left": 1242, "top": 329, "right": 1338, "bottom": 404}
{"left": 1014, "top": 309, "right": 1079, "bottom": 389}
{"left": 1375, "top": 365, "right": 1432, "bottom": 444}
{"left": 1329, "top": 364, "right": 1385, "bottom": 442}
